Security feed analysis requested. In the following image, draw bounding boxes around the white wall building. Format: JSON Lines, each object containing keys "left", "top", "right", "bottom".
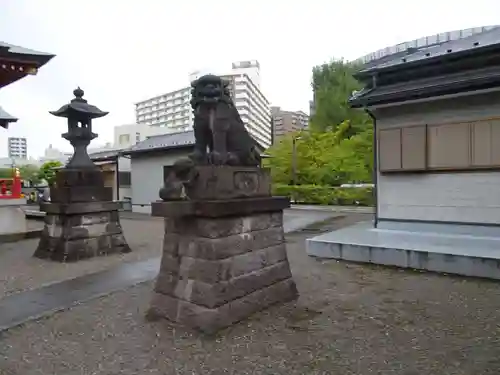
{"left": 113, "top": 123, "right": 184, "bottom": 149}
{"left": 0, "top": 157, "right": 39, "bottom": 168}
{"left": 230, "top": 60, "right": 261, "bottom": 88}
{"left": 39, "top": 144, "right": 72, "bottom": 165}
{"left": 132, "top": 60, "right": 272, "bottom": 149}
{"left": 8, "top": 137, "right": 27, "bottom": 159}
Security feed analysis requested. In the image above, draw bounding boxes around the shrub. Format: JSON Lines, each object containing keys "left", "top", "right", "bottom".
{"left": 272, "top": 184, "right": 374, "bottom": 206}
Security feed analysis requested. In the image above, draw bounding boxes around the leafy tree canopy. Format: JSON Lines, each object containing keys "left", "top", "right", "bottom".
{"left": 39, "top": 160, "right": 63, "bottom": 186}
{"left": 264, "top": 123, "right": 373, "bottom": 187}
{"left": 310, "top": 58, "right": 370, "bottom": 134}
{"left": 264, "top": 58, "right": 374, "bottom": 197}
{"left": 0, "top": 168, "right": 15, "bottom": 179}
{"left": 19, "top": 164, "right": 42, "bottom": 185}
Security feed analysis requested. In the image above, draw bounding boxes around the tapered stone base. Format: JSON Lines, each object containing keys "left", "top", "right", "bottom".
{"left": 34, "top": 201, "right": 131, "bottom": 262}
{"left": 147, "top": 199, "right": 298, "bottom": 334}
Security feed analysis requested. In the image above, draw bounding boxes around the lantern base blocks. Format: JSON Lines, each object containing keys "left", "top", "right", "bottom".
{"left": 34, "top": 168, "right": 131, "bottom": 262}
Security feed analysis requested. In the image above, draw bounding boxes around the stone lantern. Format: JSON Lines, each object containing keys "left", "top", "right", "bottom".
{"left": 50, "top": 87, "right": 106, "bottom": 169}
{"left": 34, "top": 88, "right": 130, "bottom": 262}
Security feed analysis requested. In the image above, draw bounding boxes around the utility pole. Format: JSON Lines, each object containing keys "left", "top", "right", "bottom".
{"left": 291, "top": 136, "right": 302, "bottom": 186}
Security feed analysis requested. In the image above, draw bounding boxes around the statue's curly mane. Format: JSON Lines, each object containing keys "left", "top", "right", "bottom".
{"left": 188, "top": 74, "right": 261, "bottom": 167}
{"left": 190, "top": 75, "right": 233, "bottom": 110}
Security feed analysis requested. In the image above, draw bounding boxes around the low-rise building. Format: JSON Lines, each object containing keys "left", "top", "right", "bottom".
{"left": 271, "top": 106, "right": 309, "bottom": 140}
{"left": 89, "top": 149, "right": 132, "bottom": 202}
{"left": 121, "top": 129, "right": 268, "bottom": 214}
{"left": 307, "top": 26, "right": 500, "bottom": 280}
{"left": 121, "top": 131, "right": 195, "bottom": 214}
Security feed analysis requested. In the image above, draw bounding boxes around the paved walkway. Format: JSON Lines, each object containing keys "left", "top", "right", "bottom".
{"left": 0, "top": 209, "right": 343, "bottom": 332}
{"left": 0, "top": 258, "right": 159, "bottom": 331}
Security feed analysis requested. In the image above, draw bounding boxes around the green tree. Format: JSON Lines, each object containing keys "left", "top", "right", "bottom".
{"left": 310, "top": 58, "right": 370, "bottom": 135}
{"left": 264, "top": 124, "right": 373, "bottom": 187}
{"left": 0, "top": 168, "right": 14, "bottom": 179}
{"left": 39, "top": 160, "right": 63, "bottom": 186}
{"left": 19, "top": 164, "right": 42, "bottom": 185}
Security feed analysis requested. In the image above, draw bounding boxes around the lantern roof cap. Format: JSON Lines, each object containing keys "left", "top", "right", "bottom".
{"left": 49, "top": 87, "right": 108, "bottom": 119}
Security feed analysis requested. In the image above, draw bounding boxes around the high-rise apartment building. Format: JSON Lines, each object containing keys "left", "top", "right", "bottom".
{"left": 219, "top": 72, "right": 271, "bottom": 147}
{"left": 271, "top": 107, "right": 309, "bottom": 140}
{"left": 135, "top": 87, "right": 192, "bottom": 133}
{"left": 133, "top": 60, "right": 272, "bottom": 149}
{"left": 8, "top": 137, "right": 27, "bottom": 159}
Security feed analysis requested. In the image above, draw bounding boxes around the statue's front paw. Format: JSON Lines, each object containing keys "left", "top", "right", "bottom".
{"left": 188, "top": 150, "right": 208, "bottom": 164}
{"left": 208, "top": 151, "right": 227, "bottom": 165}
{"left": 159, "top": 182, "right": 185, "bottom": 201}
{"left": 226, "top": 152, "right": 240, "bottom": 166}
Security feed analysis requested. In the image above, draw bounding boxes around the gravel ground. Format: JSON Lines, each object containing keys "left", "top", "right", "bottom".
{"left": 0, "top": 219, "right": 164, "bottom": 298}
{"left": 2, "top": 214, "right": 500, "bottom": 374}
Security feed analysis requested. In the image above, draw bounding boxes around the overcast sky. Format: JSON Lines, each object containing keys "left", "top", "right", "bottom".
{"left": 1, "top": 0, "right": 499, "bottom": 158}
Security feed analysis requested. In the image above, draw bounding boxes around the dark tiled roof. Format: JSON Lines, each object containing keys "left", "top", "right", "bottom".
{"left": 350, "top": 65, "right": 500, "bottom": 107}
{"left": 0, "top": 106, "right": 17, "bottom": 121}
{"left": 359, "top": 27, "right": 500, "bottom": 75}
{"left": 89, "top": 149, "right": 123, "bottom": 160}
{"left": 124, "top": 130, "right": 195, "bottom": 155}
{"left": 0, "top": 106, "right": 18, "bottom": 129}
{"left": 0, "top": 41, "right": 54, "bottom": 57}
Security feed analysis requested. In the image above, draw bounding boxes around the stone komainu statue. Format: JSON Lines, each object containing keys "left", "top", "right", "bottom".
{"left": 159, "top": 74, "right": 263, "bottom": 201}
{"left": 189, "top": 74, "right": 261, "bottom": 166}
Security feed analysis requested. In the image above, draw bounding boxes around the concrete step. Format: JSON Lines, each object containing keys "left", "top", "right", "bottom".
{"left": 306, "top": 222, "right": 500, "bottom": 280}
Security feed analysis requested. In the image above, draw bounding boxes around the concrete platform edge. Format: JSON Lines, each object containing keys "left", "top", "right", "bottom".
{"left": 306, "top": 238, "right": 500, "bottom": 280}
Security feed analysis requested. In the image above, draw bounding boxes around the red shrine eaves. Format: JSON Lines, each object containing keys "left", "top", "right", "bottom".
{"left": 0, "top": 41, "right": 55, "bottom": 128}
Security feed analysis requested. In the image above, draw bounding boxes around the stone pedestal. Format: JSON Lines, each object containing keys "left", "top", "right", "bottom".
{"left": 147, "top": 166, "right": 298, "bottom": 334}
{"left": 34, "top": 169, "right": 130, "bottom": 262}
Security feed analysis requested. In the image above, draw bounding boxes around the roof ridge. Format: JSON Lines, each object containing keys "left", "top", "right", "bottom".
{"left": 0, "top": 41, "right": 55, "bottom": 56}
{"left": 145, "top": 129, "right": 194, "bottom": 139}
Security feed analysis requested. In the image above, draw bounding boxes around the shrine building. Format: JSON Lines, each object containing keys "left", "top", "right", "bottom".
{"left": 0, "top": 41, "right": 55, "bottom": 128}
{"left": 307, "top": 27, "right": 500, "bottom": 279}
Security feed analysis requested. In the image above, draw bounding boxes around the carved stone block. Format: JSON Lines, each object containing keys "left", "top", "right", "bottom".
{"left": 147, "top": 205, "right": 297, "bottom": 334}
{"left": 34, "top": 201, "right": 130, "bottom": 262}
{"left": 151, "top": 197, "right": 290, "bottom": 218}
{"left": 50, "top": 186, "right": 113, "bottom": 203}
{"left": 186, "top": 166, "right": 271, "bottom": 200}
{"left": 55, "top": 168, "right": 104, "bottom": 188}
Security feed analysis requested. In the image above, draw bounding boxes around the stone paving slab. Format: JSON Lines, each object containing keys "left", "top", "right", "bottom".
{"left": 0, "top": 219, "right": 164, "bottom": 298}
{"left": 0, "top": 258, "right": 159, "bottom": 331}
{"left": 0, "top": 228, "right": 42, "bottom": 243}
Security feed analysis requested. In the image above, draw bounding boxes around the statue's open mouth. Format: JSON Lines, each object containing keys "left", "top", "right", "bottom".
{"left": 199, "top": 96, "right": 220, "bottom": 105}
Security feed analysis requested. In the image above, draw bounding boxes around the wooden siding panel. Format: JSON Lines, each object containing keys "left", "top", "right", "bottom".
{"left": 379, "top": 128, "right": 401, "bottom": 172}
{"left": 471, "top": 121, "right": 492, "bottom": 166}
{"left": 427, "top": 123, "right": 469, "bottom": 169}
{"left": 490, "top": 119, "right": 500, "bottom": 165}
{"left": 401, "top": 125, "right": 426, "bottom": 170}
